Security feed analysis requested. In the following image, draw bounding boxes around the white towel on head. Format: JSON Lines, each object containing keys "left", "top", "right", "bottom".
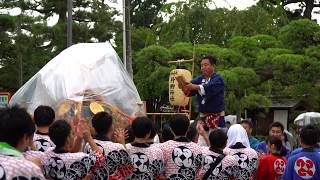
{"left": 226, "top": 124, "right": 250, "bottom": 148}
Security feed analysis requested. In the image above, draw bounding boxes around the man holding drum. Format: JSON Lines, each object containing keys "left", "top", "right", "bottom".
{"left": 182, "top": 55, "right": 225, "bottom": 139}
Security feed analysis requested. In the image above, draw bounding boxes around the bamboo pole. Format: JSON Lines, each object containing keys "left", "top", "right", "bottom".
{"left": 189, "top": 42, "right": 196, "bottom": 119}
{"left": 168, "top": 59, "right": 194, "bottom": 64}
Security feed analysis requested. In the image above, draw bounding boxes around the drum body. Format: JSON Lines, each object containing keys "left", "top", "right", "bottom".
{"left": 169, "top": 69, "right": 192, "bottom": 106}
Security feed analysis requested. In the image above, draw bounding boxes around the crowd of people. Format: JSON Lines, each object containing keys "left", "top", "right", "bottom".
{"left": 0, "top": 105, "right": 319, "bottom": 179}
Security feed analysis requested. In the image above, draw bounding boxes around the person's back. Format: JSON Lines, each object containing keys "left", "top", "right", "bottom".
{"left": 160, "top": 139, "right": 203, "bottom": 179}
{"left": 83, "top": 112, "right": 133, "bottom": 179}
{"left": 199, "top": 129, "right": 239, "bottom": 180}
{"left": 159, "top": 115, "right": 203, "bottom": 179}
{"left": 125, "top": 116, "right": 164, "bottom": 179}
{"left": 223, "top": 147, "right": 258, "bottom": 179}
{"left": 257, "top": 154, "right": 286, "bottom": 180}
{"left": 0, "top": 153, "right": 44, "bottom": 179}
{"left": 256, "top": 136, "right": 287, "bottom": 180}
{"left": 283, "top": 149, "right": 320, "bottom": 180}
{"left": 0, "top": 106, "right": 45, "bottom": 179}
{"left": 43, "top": 120, "right": 105, "bottom": 179}
{"left": 224, "top": 124, "right": 258, "bottom": 180}
{"left": 33, "top": 105, "right": 56, "bottom": 152}
{"left": 33, "top": 132, "right": 55, "bottom": 152}
{"left": 290, "top": 147, "right": 320, "bottom": 157}
{"left": 283, "top": 125, "right": 320, "bottom": 180}
{"left": 200, "top": 147, "right": 239, "bottom": 179}
{"left": 43, "top": 148, "right": 99, "bottom": 179}
{"left": 83, "top": 137, "right": 133, "bottom": 178}
{"left": 126, "top": 143, "right": 164, "bottom": 179}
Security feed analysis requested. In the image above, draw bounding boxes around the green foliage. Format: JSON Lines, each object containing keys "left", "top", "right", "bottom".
{"left": 209, "top": 48, "right": 244, "bottom": 68}
{"left": 231, "top": 6, "right": 284, "bottom": 36}
{"left": 241, "top": 93, "right": 271, "bottom": 110}
{"left": 305, "top": 45, "right": 320, "bottom": 60}
{"left": 130, "top": 0, "right": 167, "bottom": 27}
{"left": 0, "top": 0, "right": 121, "bottom": 89}
{"left": 251, "top": 34, "right": 282, "bottom": 49}
{"left": 228, "top": 36, "right": 262, "bottom": 67}
{"left": 157, "top": 2, "right": 288, "bottom": 47}
{"left": 131, "top": 27, "right": 157, "bottom": 52}
{"left": 134, "top": 45, "right": 172, "bottom": 100}
{"left": 169, "top": 42, "right": 193, "bottom": 60}
{"left": 278, "top": 19, "right": 320, "bottom": 53}
{"left": 256, "top": 48, "right": 293, "bottom": 67}
{"left": 220, "top": 67, "right": 270, "bottom": 115}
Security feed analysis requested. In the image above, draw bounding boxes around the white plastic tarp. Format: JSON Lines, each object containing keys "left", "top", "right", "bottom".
{"left": 9, "top": 43, "right": 142, "bottom": 119}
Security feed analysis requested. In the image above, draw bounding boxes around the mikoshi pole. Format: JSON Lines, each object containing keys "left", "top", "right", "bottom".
{"left": 67, "top": 0, "right": 73, "bottom": 47}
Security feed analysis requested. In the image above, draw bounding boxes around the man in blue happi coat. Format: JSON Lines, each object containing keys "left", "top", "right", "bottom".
{"left": 183, "top": 55, "right": 225, "bottom": 132}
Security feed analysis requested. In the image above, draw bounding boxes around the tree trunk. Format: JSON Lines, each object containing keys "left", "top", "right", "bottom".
{"left": 125, "top": 0, "right": 133, "bottom": 78}
{"left": 67, "top": 0, "right": 72, "bottom": 47}
{"left": 17, "top": 0, "right": 23, "bottom": 87}
{"left": 57, "top": 0, "right": 67, "bottom": 23}
{"left": 236, "top": 108, "right": 242, "bottom": 123}
{"left": 303, "top": 0, "right": 314, "bottom": 19}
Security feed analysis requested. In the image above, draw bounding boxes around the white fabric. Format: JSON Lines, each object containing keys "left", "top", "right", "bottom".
{"left": 198, "top": 135, "right": 207, "bottom": 147}
{"left": 154, "top": 134, "right": 160, "bottom": 144}
{"left": 226, "top": 124, "right": 250, "bottom": 148}
{"left": 198, "top": 85, "right": 205, "bottom": 96}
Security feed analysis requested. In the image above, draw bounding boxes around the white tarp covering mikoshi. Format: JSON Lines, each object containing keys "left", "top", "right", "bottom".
{"left": 9, "top": 43, "right": 142, "bottom": 121}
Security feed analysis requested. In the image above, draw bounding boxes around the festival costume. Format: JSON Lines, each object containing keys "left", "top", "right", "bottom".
{"left": 0, "top": 142, "right": 45, "bottom": 180}
{"left": 257, "top": 141, "right": 290, "bottom": 157}
{"left": 159, "top": 137, "right": 203, "bottom": 179}
{"left": 188, "top": 73, "right": 225, "bottom": 130}
{"left": 224, "top": 124, "right": 258, "bottom": 180}
{"left": 256, "top": 153, "right": 287, "bottom": 180}
{"left": 248, "top": 136, "right": 259, "bottom": 150}
{"left": 290, "top": 147, "right": 320, "bottom": 157}
{"left": 199, "top": 146, "right": 239, "bottom": 180}
{"left": 126, "top": 142, "right": 164, "bottom": 179}
{"left": 282, "top": 148, "right": 320, "bottom": 180}
{"left": 33, "top": 131, "right": 55, "bottom": 152}
{"left": 42, "top": 147, "right": 104, "bottom": 180}
{"left": 83, "top": 135, "right": 133, "bottom": 179}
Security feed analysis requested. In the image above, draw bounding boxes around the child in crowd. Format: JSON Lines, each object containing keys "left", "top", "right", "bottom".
{"left": 33, "top": 105, "right": 56, "bottom": 152}
{"left": 257, "top": 136, "right": 287, "bottom": 180}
